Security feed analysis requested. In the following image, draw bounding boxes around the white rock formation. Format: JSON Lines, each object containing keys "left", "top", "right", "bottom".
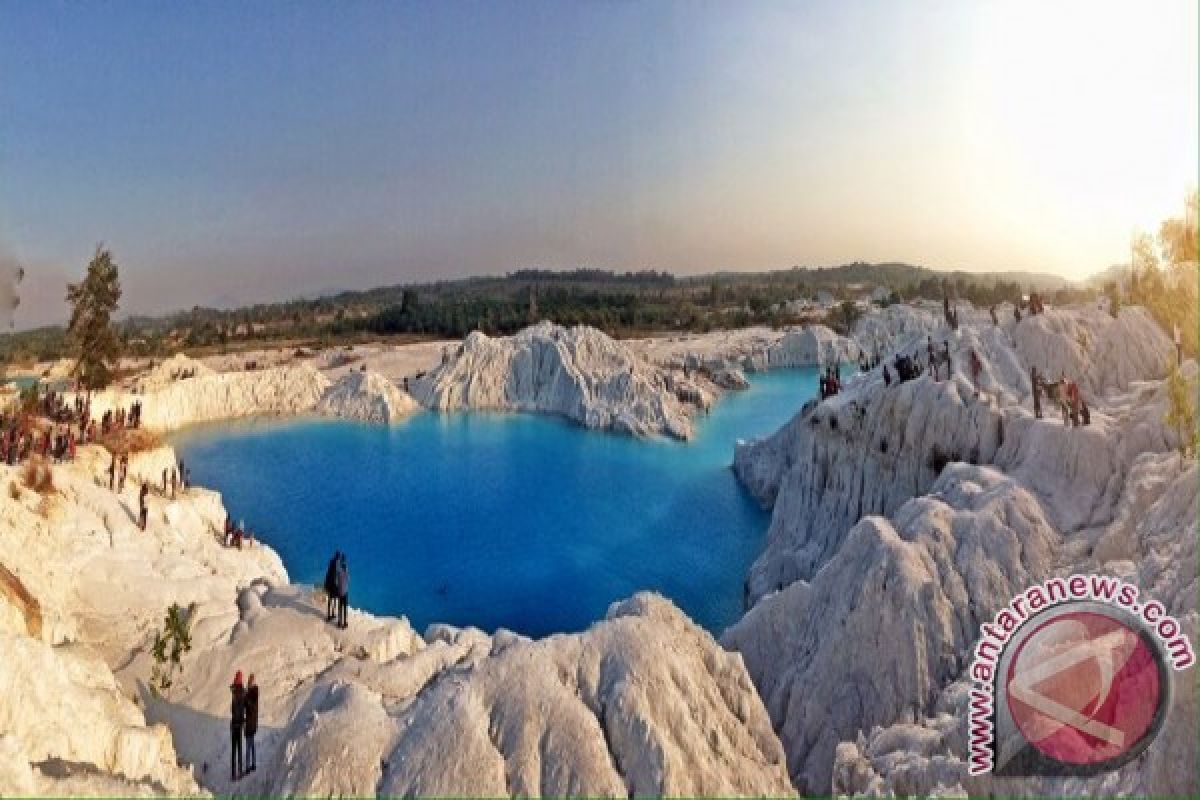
{"left": 853, "top": 303, "right": 940, "bottom": 360}
{"left": 0, "top": 633, "right": 200, "bottom": 795}
{"left": 315, "top": 370, "right": 421, "bottom": 423}
{"left": 724, "top": 465, "right": 1058, "bottom": 793}
{"left": 373, "top": 594, "right": 792, "bottom": 798}
{"left": 766, "top": 325, "right": 859, "bottom": 368}
{"left": 410, "top": 322, "right": 698, "bottom": 439}
{"left": 832, "top": 454, "right": 1197, "bottom": 799}
{"left": 734, "top": 307, "right": 1177, "bottom": 603}
{"left": 139, "top": 354, "right": 214, "bottom": 390}
{"left": 88, "top": 364, "right": 331, "bottom": 432}
{"left": 726, "top": 304, "right": 1196, "bottom": 794}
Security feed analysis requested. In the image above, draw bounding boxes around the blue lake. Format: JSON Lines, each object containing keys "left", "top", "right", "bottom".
{"left": 172, "top": 367, "right": 820, "bottom": 637}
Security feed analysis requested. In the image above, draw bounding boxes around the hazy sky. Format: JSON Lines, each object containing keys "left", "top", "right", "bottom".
{"left": 1, "top": 0, "right": 1196, "bottom": 328}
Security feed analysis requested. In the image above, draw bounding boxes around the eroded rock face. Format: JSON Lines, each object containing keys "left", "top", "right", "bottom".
{"left": 0, "top": 634, "right": 200, "bottom": 796}
{"left": 727, "top": 304, "right": 1194, "bottom": 795}
{"left": 88, "top": 364, "right": 331, "bottom": 432}
{"left": 410, "top": 322, "right": 697, "bottom": 439}
{"left": 767, "top": 326, "right": 859, "bottom": 369}
{"left": 734, "top": 307, "right": 1175, "bottom": 604}
{"left": 376, "top": 593, "right": 792, "bottom": 799}
{"left": 832, "top": 456, "right": 1198, "bottom": 799}
{"left": 723, "top": 466, "right": 1059, "bottom": 793}
{"left": 315, "top": 370, "right": 421, "bottom": 423}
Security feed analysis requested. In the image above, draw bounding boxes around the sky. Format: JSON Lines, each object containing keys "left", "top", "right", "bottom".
{"left": 1, "top": 0, "right": 1196, "bottom": 329}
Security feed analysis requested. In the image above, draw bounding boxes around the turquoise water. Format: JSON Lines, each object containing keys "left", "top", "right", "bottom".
{"left": 172, "top": 368, "right": 820, "bottom": 636}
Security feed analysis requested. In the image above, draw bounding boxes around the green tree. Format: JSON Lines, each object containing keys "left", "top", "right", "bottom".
{"left": 65, "top": 246, "right": 122, "bottom": 389}
{"left": 150, "top": 602, "right": 194, "bottom": 696}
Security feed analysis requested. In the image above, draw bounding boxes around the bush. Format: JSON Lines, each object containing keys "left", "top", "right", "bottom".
{"left": 1164, "top": 364, "right": 1196, "bottom": 459}
{"left": 20, "top": 457, "right": 54, "bottom": 494}
{"left": 98, "top": 428, "right": 162, "bottom": 456}
{"left": 150, "top": 602, "right": 195, "bottom": 696}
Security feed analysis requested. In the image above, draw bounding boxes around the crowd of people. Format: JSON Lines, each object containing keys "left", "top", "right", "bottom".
{"left": 883, "top": 337, "right": 954, "bottom": 386}
{"left": 0, "top": 385, "right": 147, "bottom": 468}
{"left": 818, "top": 365, "right": 842, "bottom": 399}
{"left": 857, "top": 350, "right": 883, "bottom": 372}
{"left": 223, "top": 515, "right": 256, "bottom": 549}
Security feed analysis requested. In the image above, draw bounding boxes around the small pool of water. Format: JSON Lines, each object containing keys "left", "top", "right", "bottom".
{"left": 173, "top": 368, "right": 820, "bottom": 636}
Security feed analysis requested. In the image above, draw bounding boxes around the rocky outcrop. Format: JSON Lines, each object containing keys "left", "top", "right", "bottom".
{"left": 723, "top": 466, "right": 1059, "bottom": 793}
{"left": 139, "top": 354, "right": 214, "bottom": 390}
{"left": 0, "top": 634, "right": 200, "bottom": 796}
{"left": 315, "top": 370, "right": 421, "bottom": 423}
{"left": 766, "top": 325, "right": 859, "bottom": 369}
{"left": 375, "top": 594, "right": 792, "bottom": 798}
{"left": 734, "top": 307, "right": 1176, "bottom": 603}
{"left": 88, "top": 364, "right": 331, "bottom": 432}
{"left": 727, "top": 305, "right": 1194, "bottom": 794}
{"left": 832, "top": 455, "right": 1198, "bottom": 799}
{"left": 852, "top": 303, "right": 940, "bottom": 360}
{"left": 410, "top": 322, "right": 697, "bottom": 439}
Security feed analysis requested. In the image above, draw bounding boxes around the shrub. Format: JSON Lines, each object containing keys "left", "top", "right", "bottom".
{"left": 1164, "top": 364, "right": 1196, "bottom": 459}
{"left": 150, "top": 602, "right": 195, "bottom": 696}
{"left": 98, "top": 428, "right": 163, "bottom": 456}
{"left": 20, "top": 457, "right": 54, "bottom": 494}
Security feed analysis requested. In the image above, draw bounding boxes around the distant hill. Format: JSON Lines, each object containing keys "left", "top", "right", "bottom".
{"left": 0, "top": 262, "right": 1086, "bottom": 363}
{"left": 687, "top": 262, "right": 1072, "bottom": 292}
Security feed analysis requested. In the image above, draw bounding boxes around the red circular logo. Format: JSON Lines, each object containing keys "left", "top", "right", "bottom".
{"left": 1005, "top": 610, "right": 1163, "bottom": 766}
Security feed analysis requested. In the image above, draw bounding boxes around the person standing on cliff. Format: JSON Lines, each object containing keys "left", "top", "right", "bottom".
{"left": 1031, "top": 366, "right": 1043, "bottom": 419}
{"left": 138, "top": 482, "right": 149, "bottom": 530}
{"left": 335, "top": 554, "right": 350, "bottom": 629}
{"left": 324, "top": 552, "right": 340, "bottom": 621}
{"left": 243, "top": 674, "right": 259, "bottom": 774}
{"left": 229, "top": 671, "right": 246, "bottom": 781}
{"left": 968, "top": 349, "right": 983, "bottom": 397}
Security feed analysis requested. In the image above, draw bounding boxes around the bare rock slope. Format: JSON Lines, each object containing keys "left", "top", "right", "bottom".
{"left": 314, "top": 369, "right": 420, "bottom": 423}
{"left": 725, "top": 304, "right": 1195, "bottom": 795}
{"left": 411, "top": 321, "right": 699, "bottom": 439}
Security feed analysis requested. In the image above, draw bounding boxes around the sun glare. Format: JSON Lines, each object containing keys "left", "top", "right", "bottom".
{"left": 966, "top": 0, "right": 1197, "bottom": 266}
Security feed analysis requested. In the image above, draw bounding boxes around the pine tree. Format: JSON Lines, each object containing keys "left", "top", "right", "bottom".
{"left": 65, "top": 246, "right": 122, "bottom": 389}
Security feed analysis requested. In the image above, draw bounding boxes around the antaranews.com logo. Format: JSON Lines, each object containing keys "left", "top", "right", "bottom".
{"left": 967, "top": 574, "right": 1195, "bottom": 777}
